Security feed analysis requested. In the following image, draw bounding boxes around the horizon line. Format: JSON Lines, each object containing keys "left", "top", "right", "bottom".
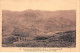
{"left": 2, "top": 9, "right": 76, "bottom": 12}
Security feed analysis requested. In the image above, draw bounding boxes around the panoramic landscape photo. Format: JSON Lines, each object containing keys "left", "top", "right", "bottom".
{"left": 1, "top": 0, "right": 76, "bottom": 47}
{"left": 2, "top": 9, "right": 76, "bottom": 47}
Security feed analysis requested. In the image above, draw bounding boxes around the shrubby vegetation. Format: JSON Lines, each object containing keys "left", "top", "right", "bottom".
{"left": 2, "top": 36, "right": 18, "bottom": 44}
{"left": 34, "top": 36, "right": 49, "bottom": 40}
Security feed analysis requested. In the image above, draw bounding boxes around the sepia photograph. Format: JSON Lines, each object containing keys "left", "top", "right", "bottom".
{"left": 2, "top": 0, "right": 76, "bottom": 47}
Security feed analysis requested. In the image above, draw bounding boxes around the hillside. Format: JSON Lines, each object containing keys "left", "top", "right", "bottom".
{"left": 2, "top": 10, "right": 76, "bottom": 47}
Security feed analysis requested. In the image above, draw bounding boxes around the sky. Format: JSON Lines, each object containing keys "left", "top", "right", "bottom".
{"left": 0, "top": 0, "right": 76, "bottom": 11}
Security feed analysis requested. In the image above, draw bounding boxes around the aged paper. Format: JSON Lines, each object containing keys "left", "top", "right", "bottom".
{"left": 0, "top": 0, "right": 80, "bottom": 52}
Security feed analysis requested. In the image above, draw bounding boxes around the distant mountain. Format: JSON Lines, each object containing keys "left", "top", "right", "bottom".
{"left": 2, "top": 10, "right": 76, "bottom": 36}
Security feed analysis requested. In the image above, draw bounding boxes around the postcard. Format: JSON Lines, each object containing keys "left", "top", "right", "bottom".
{"left": 0, "top": 0, "right": 80, "bottom": 52}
